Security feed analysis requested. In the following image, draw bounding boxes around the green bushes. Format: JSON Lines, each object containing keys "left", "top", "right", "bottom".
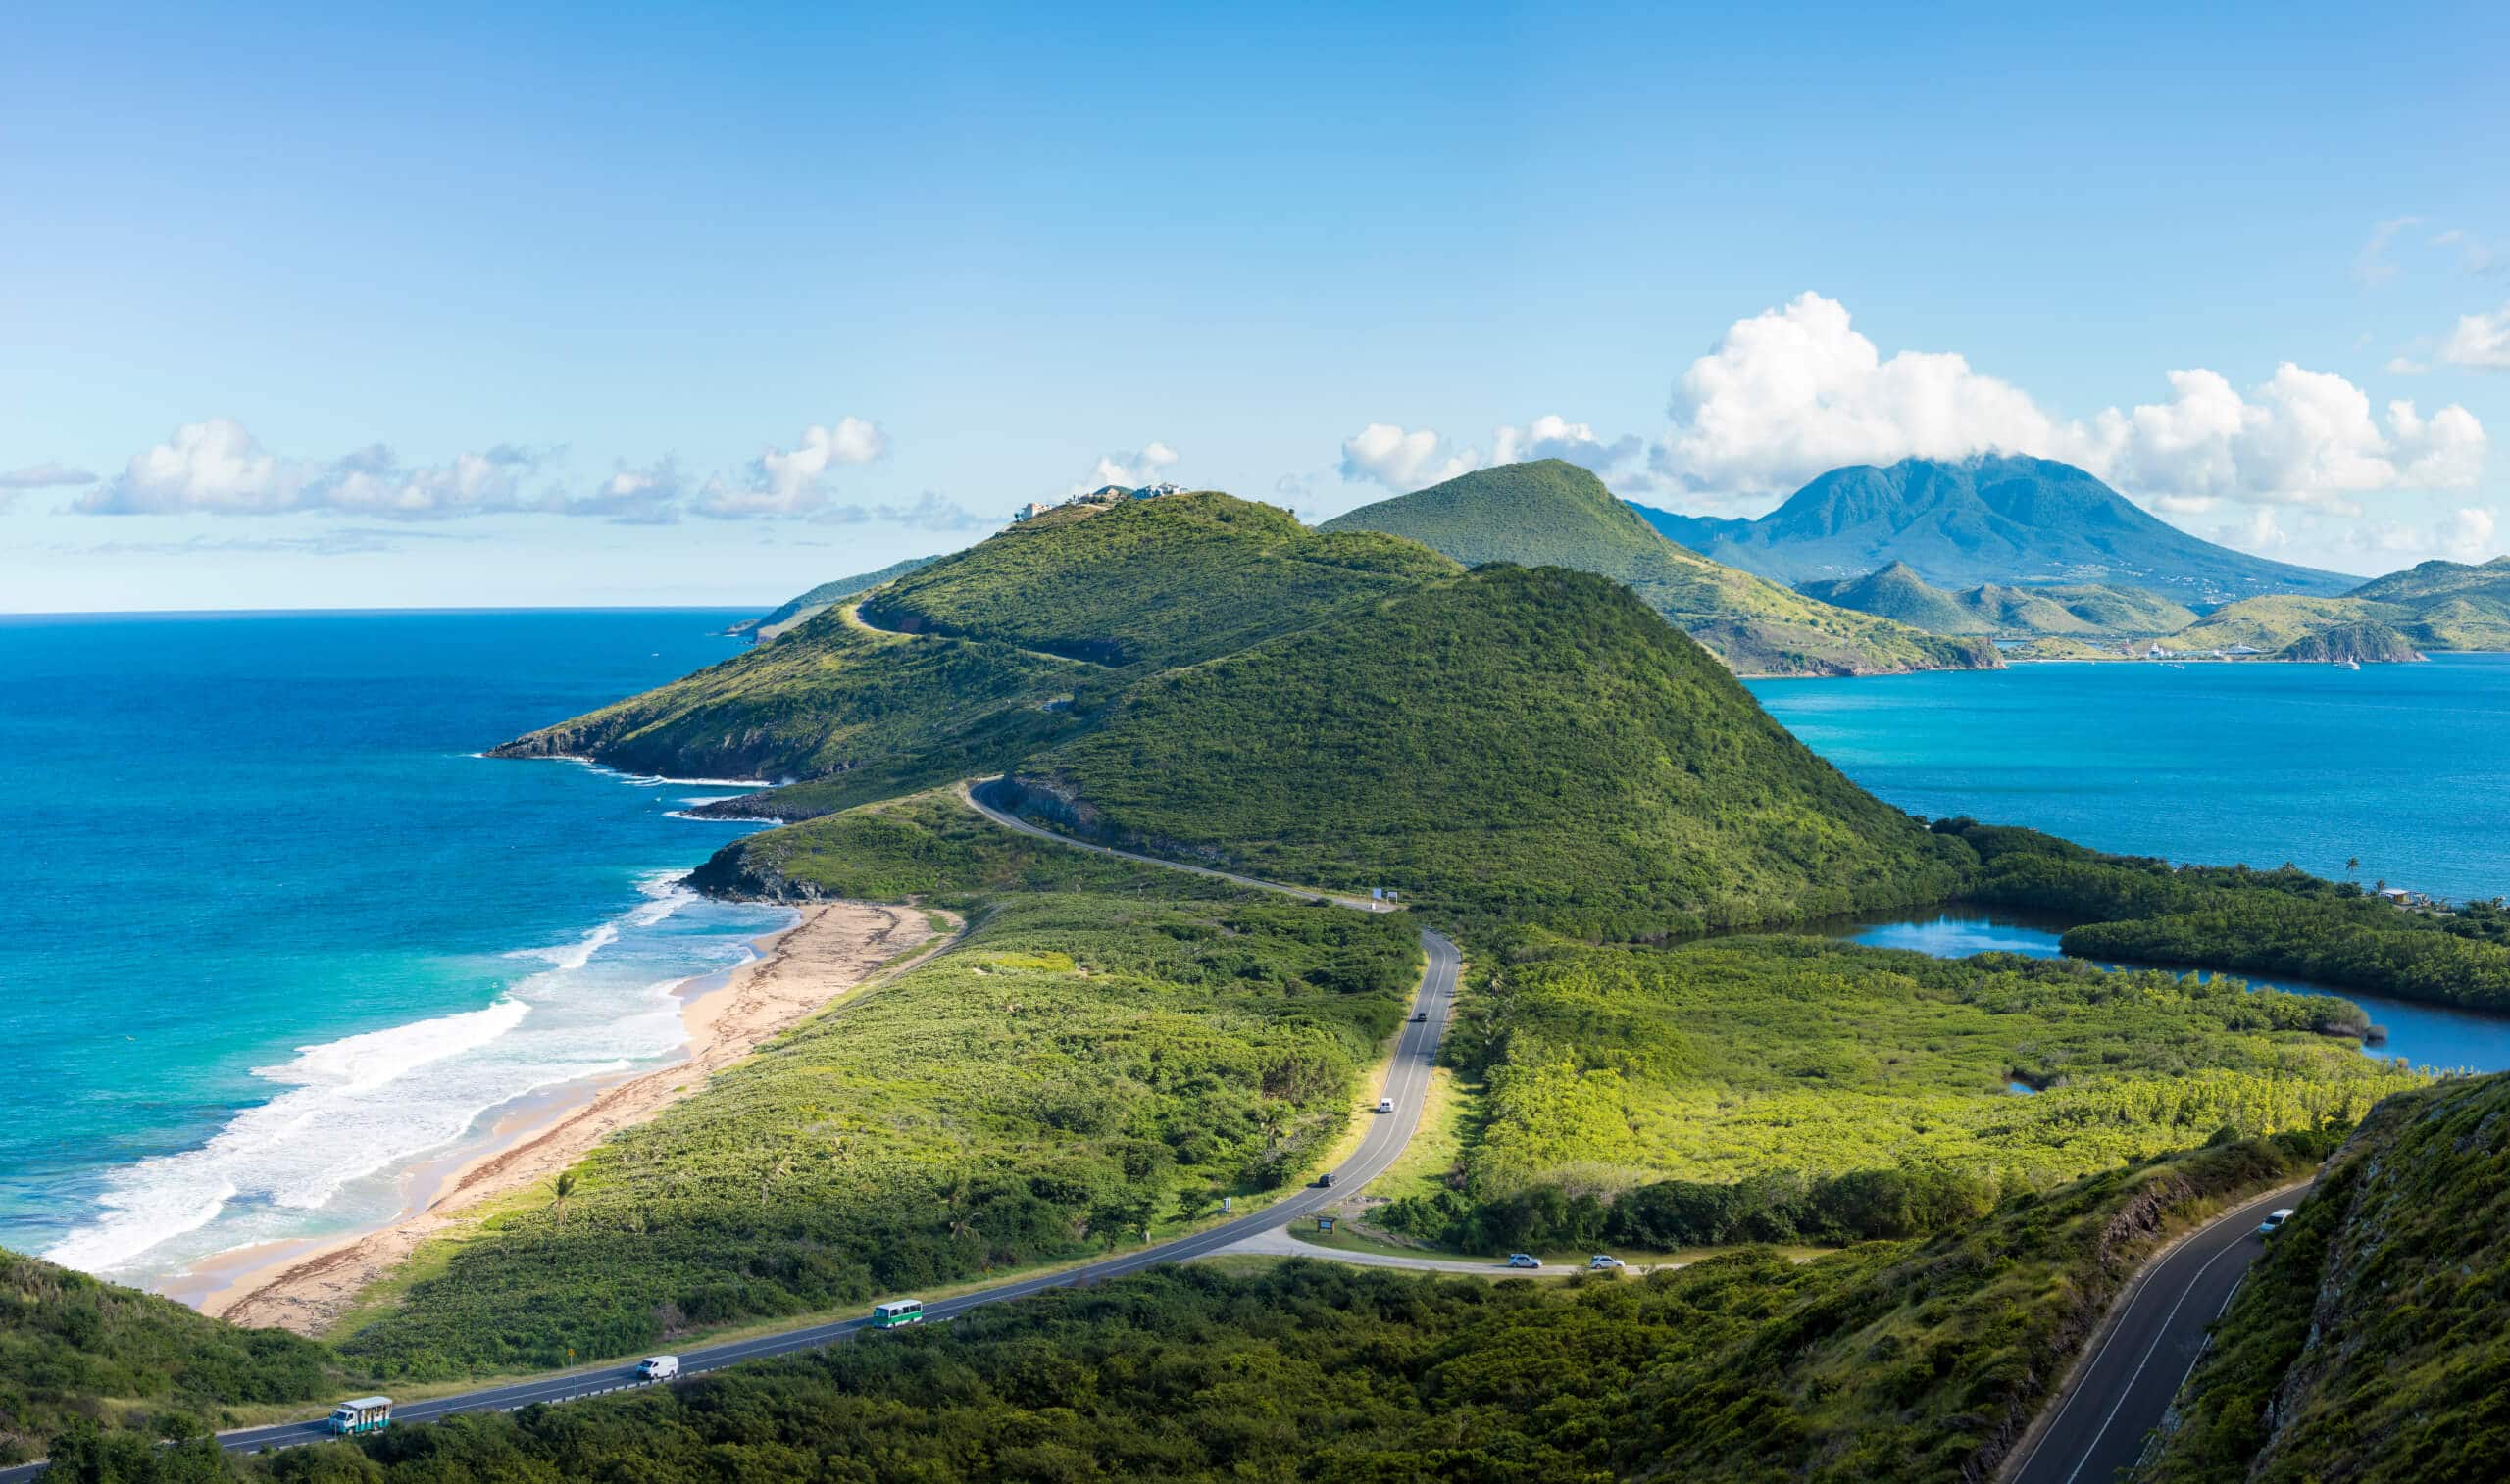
{"left": 0, "top": 1249, "right": 345, "bottom": 1465}
{"left": 1377, "top": 935, "right": 2421, "bottom": 1252}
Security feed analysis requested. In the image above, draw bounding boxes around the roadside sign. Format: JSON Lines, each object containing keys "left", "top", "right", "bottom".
{"left": 1318, "top": 1216, "right": 1336, "bottom": 1232}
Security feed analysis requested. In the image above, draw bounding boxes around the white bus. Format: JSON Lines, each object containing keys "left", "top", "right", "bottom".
{"left": 326, "top": 1397, "right": 392, "bottom": 1435}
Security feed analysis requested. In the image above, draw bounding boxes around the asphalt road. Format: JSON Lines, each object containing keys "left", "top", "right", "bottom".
{"left": 0, "top": 797, "right": 1457, "bottom": 1480}
{"left": 2005, "top": 1181, "right": 2311, "bottom": 1484}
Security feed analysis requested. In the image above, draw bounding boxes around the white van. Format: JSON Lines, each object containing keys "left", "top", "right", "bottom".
{"left": 637, "top": 1356, "right": 679, "bottom": 1380}
{"left": 1375, "top": 1097, "right": 1394, "bottom": 1113}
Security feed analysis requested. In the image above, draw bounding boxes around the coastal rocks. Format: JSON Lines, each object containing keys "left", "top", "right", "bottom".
{"left": 2273, "top": 621, "right": 2425, "bottom": 665}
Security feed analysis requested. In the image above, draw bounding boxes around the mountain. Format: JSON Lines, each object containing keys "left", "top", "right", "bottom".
{"left": 2274, "top": 621, "right": 2424, "bottom": 664}
{"left": 1799, "top": 561, "right": 2199, "bottom": 637}
{"left": 726, "top": 555, "right": 942, "bottom": 640}
{"left": 2141, "top": 1072, "right": 2510, "bottom": 1482}
{"left": 986, "top": 563, "right": 1974, "bottom": 937}
{"left": 0, "top": 1245, "right": 345, "bottom": 1466}
{"left": 2172, "top": 557, "right": 2510, "bottom": 655}
{"left": 1319, "top": 460, "right": 1998, "bottom": 676}
{"left": 491, "top": 492, "right": 1459, "bottom": 815}
{"left": 1633, "top": 454, "right": 2359, "bottom": 602}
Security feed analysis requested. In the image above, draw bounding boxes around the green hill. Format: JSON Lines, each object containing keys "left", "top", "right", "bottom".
{"left": 727, "top": 554, "right": 942, "bottom": 640}
{"left": 989, "top": 564, "right": 1974, "bottom": 937}
{"left": 2275, "top": 621, "right": 2424, "bottom": 664}
{"left": 1635, "top": 455, "right": 2358, "bottom": 602}
{"left": 2140, "top": 1073, "right": 2510, "bottom": 1483}
{"left": 0, "top": 1246, "right": 346, "bottom": 1465}
{"left": 2174, "top": 559, "right": 2510, "bottom": 655}
{"left": 493, "top": 492, "right": 1459, "bottom": 812}
{"left": 866, "top": 492, "right": 1453, "bottom": 668}
{"left": 1800, "top": 562, "right": 2198, "bottom": 637}
{"left": 1321, "top": 460, "right": 1998, "bottom": 676}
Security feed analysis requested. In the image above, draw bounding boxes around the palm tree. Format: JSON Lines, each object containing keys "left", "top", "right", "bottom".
{"left": 1258, "top": 1101, "right": 1288, "bottom": 1152}
{"left": 551, "top": 1170, "right": 577, "bottom": 1223}
{"left": 2346, "top": 856, "right": 2361, "bottom": 878}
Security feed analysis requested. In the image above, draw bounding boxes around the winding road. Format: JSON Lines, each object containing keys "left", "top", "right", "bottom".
{"left": 0, "top": 792, "right": 1457, "bottom": 1481}
{"left": 2005, "top": 1181, "right": 2313, "bottom": 1484}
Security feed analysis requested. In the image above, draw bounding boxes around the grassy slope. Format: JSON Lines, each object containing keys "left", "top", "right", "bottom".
{"left": 729, "top": 554, "right": 942, "bottom": 639}
{"left": 0, "top": 1248, "right": 347, "bottom": 1464}
{"left": 2140, "top": 1073, "right": 2510, "bottom": 1482}
{"left": 866, "top": 492, "right": 1457, "bottom": 668}
{"left": 1321, "top": 460, "right": 1997, "bottom": 676}
{"left": 492, "top": 492, "right": 1456, "bottom": 806}
{"left": 2274, "top": 620, "right": 2424, "bottom": 664}
{"left": 338, "top": 830, "right": 1421, "bottom": 1378}
{"left": 1006, "top": 564, "right": 1975, "bottom": 938}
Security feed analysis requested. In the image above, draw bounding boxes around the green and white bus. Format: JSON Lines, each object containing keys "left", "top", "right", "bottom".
{"left": 870, "top": 1299, "right": 924, "bottom": 1328}
{"left": 326, "top": 1397, "right": 393, "bottom": 1435}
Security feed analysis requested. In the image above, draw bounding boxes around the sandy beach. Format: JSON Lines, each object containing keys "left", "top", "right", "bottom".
{"left": 195, "top": 899, "right": 951, "bottom": 1335}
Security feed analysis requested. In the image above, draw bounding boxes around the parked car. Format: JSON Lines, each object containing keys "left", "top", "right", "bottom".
{"left": 2256, "top": 1208, "right": 2297, "bottom": 1238}
{"left": 1588, "top": 1254, "right": 1627, "bottom": 1270}
{"left": 637, "top": 1356, "right": 679, "bottom": 1380}
{"left": 1375, "top": 1097, "right": 1394, "bottom": 1113}
{"left": 1506, "top": 1253, "right": 1542, "bottom": 1269}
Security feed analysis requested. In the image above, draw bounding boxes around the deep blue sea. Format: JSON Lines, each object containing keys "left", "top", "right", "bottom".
{"left": 0, "top": 611, "right": 793, "bottom": 1289}
{"left": 1748, "top": 655, "right": 2510, "bottom": 906}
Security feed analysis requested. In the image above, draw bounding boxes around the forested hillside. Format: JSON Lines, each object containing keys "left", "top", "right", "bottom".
{"left": 0, "top": 1248, "right": 345, "bottom": 1466}
{"left": 2140, "top": 1072, "right": 2510, "bottom": 1482}
{"left": 1322, "top": 460, "right": 1997, "bottom": 675}
{"left": 726, "top": 554, "right": 941, "bottom": 640}
{"left": 999, "top": 564, "right": 1974, "bottom": 937}
{"left": 1799, "top": 561, "right": 2198, "bottom": 637}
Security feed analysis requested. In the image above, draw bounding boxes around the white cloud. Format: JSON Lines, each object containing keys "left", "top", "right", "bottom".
{"left": 2432, "top": 229, "right": 2504, "bottom": 276}
{"left": 1075, "top": 441, "right": 1181, "bottom": 493}
{"left": 1648, "top": 293, "right": 2058, "bottom": 503}
{"left": 2355, "top": 217, "right": 2423, "bottom": 286}
{"left": 1339, "top": 423, "right": 1481, "bottom": 492}
{"left": 2387, "top": 356, "right": 2429, "bottom": 374}
{"left": 2216, "top": 506, "right": 2290, "bottom": 553}
{"left": 0, "top": 461, "right": 98, "bottom": 490}
{"left": 695, "top": 418, "right": 889, "bottom": 519}
{"left": 77, "top": 419, "right": 551, "bottom": 519}
{"left": 811, "top": 491, "right": 992, "bottom": 532}
{"left": 2446, "top": 506, "right": 2498, "bottom": 556}
{"left": 2440, "top": 303, "right": 2510, "bottom": 371}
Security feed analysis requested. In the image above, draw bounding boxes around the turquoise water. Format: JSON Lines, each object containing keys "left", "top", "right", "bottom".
{"left": 1816, "top": 909, "right": 2510, "bottom": 1073}
{"left": 0, "top": 611, "right": 793, "bottom": 1287}
{"left": 1747, "top": 655, "right": 2510, "bottom": 906}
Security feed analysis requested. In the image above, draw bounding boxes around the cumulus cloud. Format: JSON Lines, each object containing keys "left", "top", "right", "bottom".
{"left": 75, "top": 419, "right": 552, "bottom": 519}
{"left": 2440, "top": 303, "right": 2510, "bottom": 371}
{"left": 694, "top": 418, "right": 889, "bottom": 519}
{"left": 1, "top": 461, "right": 99, "bottom": 490}
{"left": 1339, "top": 423, "right": 1481, "bottom": 492}
{"left": 1076, "top": 441, "right": 1181, "bottom": 492}
{"left": 1649, "top": 293, "right": 2059, "bottom": 503}
{"left": 2446, "top": 506, "right": 2498, "bottom": 556}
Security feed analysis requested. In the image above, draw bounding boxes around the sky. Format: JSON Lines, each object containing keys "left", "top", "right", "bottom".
{"left": 4, "top": 0, "right": 2506, "bottom": 612}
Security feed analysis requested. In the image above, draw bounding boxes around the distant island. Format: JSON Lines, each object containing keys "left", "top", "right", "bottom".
{"left": 1632, "top": 453, "right": 2360, "bottom": 602}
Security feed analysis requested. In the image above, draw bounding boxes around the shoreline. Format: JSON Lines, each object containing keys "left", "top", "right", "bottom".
{"left": 192, "top": 899, "right": 949, "bottom": 1335}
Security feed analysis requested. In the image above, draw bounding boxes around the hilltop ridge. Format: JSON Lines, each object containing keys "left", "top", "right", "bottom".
{"left": 1800, "top": 561, "right": 2199, "bottom": 637}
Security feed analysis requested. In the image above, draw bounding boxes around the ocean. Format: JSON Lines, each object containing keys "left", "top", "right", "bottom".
{"left": 0, "top": 610, "right": 793, "bottom": 1289}
{"left": 1748, "top": 654, "right": 2510, "bottom": 907}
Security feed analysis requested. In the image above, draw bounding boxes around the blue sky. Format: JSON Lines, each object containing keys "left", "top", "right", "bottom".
{"left": 4, "top": 1, "right": 2505, "bottom": 610}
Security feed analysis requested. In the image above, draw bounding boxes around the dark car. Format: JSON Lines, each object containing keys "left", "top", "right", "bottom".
{"left": 1411, "top": 1012, "right": 1429, "bottom": 1022}
{"left": 1318, "top": 1171, "right": 1336, "bottom": 1188}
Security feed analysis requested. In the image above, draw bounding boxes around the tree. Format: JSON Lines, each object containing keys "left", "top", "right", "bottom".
{"left": 1259, "top": 1101, "right": 1288, "bottom": 1152}
{"left": 551, "top": 1170, "right": 578, "bottom": 1223}
{"left": 2346, "top": 856, "right": 2361, "bottom": 878}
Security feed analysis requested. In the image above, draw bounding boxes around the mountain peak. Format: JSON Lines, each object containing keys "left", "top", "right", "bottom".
{"left": 1633, "top": 457, "right": 2356, "bottom": 601}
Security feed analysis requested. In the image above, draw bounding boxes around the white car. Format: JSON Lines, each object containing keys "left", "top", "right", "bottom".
{"left": 2256, "top": 1209, "right": 2297, "bottom": 1238}
{"left": 1506, "top": 1253, "right": 1542, "bottom": 1269}
{"left": 1588, "top": 1254, "right": 1628, "bottom": 1270}
{"left": 637, "top": 1356, "right": 679, "bottom": 1380}
{"left": 1375, "top": 1097, "right": 1394, "bottom": 1113}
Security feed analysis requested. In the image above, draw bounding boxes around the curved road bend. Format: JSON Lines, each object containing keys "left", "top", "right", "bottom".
{"left": 0, "top": 802, "right": 1456, "bottom": 1480}
{"left": 2006, "top": 1181, "right": 2312, "bottom": 1484}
